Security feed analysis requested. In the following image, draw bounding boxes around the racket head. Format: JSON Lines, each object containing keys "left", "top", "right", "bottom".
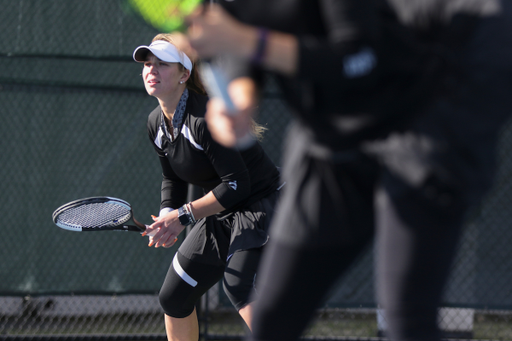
{"left": 123, "top": 0, "right": 202, "bottom": 33}
{"left": 52, "top": 196, "right": 143, "bottom": 232}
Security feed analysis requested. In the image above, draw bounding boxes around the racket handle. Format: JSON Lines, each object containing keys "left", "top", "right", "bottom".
{"left": 200, "top": 62, "right": 257, "bottom": 150}
{"left": 200, "top": 62, "right": 237, "bottom": 115}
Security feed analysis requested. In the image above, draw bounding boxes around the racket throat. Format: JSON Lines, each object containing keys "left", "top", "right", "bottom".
{"left": 132, "top": 217, "right": 146, "bottom": 232}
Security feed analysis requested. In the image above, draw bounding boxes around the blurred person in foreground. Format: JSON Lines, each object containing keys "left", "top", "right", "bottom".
{"left": 134, "top": 33, "right": 281, "bottom": 340}
{"left": 185, "top": 1, "right": 512, "bottom": 340}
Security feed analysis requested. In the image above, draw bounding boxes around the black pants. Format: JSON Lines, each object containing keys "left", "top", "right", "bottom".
{"left": 249, "top": 129, "right": 469, "bottom": 341}
{"left": 248, "top": 5, "right": 512, "bottom": 340}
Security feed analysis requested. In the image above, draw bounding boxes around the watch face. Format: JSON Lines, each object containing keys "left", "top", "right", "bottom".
{"left": 179, "top": 215, "right": 189, "bottom": 225}
{"left": 178, "top": 207, "right": 189, "bottom": 226}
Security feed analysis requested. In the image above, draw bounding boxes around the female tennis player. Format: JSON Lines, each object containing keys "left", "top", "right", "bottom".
{"left": 133, "top": 33, "right": 281, "bottom": 341}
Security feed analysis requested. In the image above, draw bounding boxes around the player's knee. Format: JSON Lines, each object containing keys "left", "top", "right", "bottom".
{"left": 160, "top": 291, "right": 195, "bottom": 318}
{"left": 159, "top": 283, "right": 197, "bottom": 318}
{"left": 158, "top": 257, "right": 199, "bottom": 318}
{"left": 223, "top": 274, "right": 255, "bottom": 311}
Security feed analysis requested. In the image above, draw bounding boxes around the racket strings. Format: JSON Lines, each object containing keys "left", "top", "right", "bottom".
{"left": 56, "top": 203, "right": 131, "bottom": 229}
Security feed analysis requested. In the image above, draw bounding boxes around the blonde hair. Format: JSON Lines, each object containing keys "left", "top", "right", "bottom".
{"left": 152, "top": 33, "right": 267, "bottom": 141}
{"left": 250, "top": 119, "right": 267, "bottom": 141}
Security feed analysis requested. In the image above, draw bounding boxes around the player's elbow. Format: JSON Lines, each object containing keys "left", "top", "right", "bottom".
{"left": 213, "top": 177, "right": 251, "bottom": 209}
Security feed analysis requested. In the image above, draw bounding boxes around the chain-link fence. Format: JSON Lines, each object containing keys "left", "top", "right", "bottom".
{"left": 2, "top": 1, "right": 512, "bottom": 340}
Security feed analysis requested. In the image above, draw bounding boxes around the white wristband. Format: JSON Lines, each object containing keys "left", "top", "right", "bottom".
{"left": 159, "top": 207, "right": 174, "bottom": 217}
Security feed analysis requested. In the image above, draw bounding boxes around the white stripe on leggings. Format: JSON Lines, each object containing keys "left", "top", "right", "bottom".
{"left": 173, "top": 254, "right": 198, "bottom": 287}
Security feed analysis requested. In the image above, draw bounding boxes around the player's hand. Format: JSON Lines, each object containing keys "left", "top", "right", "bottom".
{"left": 142, "top": 212, "right": 182, "bottom": 248}
{"left": 205, "top": 77, "right": 258, "bottom": 148}
{"left": 165, "top": 32, "right": 199, "bottom": 63}
{"left": 186, "top": 4, "right": 257, "bottom": 60}
{"left": 205, "top": 98, "right": 253, "bottom": 148}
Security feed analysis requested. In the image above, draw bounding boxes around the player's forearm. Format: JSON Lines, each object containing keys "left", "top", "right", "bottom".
{"left": 245, "top": 28, "right": 298, "bottom": 76}
{"left": 187, "top": 4, "right": 298, "bottom": 76}
{"left": 223, "top": 22, "right": 298, "bottom": 76}
{"left": 188, "top": 191, "right": 226, "bottom": 220}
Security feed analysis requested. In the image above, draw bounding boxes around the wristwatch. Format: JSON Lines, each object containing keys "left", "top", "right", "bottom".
{"left": 178, "top": 206, "right": 193, "bottom": 226}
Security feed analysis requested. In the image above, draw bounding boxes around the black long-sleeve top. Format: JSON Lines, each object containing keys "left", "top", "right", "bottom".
{"left": 218, "top": 0, "right": 499, "bottom": 151}
{"left": 147, "top": 90, "right": 281, "bottom": 215}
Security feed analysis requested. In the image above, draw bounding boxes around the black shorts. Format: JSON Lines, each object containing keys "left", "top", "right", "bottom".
{"left": 159, "top": 190, "right": 279, "bottom": 318}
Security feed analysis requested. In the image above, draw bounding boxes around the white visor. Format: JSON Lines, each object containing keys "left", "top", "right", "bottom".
{"left": 133, "top": 40, "right": 193, "bottom": 71}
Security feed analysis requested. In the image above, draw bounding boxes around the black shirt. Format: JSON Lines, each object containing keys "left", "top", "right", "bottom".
{"left": 147, "top": 90, "right": 281, "bottom": 215}
{"left": 218, "top": 0, "right": 499, "bottom": 151}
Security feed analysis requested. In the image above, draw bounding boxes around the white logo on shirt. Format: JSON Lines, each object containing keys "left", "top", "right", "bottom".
{"left": 228, "top": 181, "right": 237, "bottom": 190}
{"left": 343, "top": 47, "right": 376, "bottom": 78}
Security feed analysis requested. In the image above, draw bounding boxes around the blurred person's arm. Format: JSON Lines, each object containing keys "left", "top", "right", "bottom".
{"left": 186, "top": 2, "right": 379, "bottom": 147}
{"left": 187, "top": 2, "right": 378, "bottom": 83}
{"left": 187, "top": 5, "right": 298, "bottom": 76}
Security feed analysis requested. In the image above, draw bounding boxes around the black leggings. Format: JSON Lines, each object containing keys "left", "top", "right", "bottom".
{"left": 159, "top": 248, "right": 262, "bottom": 318}
{"left": 248, "top": 168, "right": 466, "bottom": 341}
{"left": 247, "top": 122, "right": 475, "bottom": 341}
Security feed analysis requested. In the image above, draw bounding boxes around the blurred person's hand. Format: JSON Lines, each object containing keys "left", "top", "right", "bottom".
{"left": 166, "top": 32, "right": 199, "bottom": 63}
{"left": 205, "top": 77, "right": 258, "bottom": 148}
{"left": 186, "top": 4, "right": 258, "bottom": 60}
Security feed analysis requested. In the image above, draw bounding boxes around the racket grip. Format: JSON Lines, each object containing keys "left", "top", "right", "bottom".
{"left": 200, "top": 63, "right": 237, "bottom": 115}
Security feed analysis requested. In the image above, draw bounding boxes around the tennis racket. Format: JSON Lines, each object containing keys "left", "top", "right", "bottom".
{"left": 123, "top": 0, "right": 201, "bottom": 33}
{"left": 52, "top": 196, "right": 146, "bottom": 233}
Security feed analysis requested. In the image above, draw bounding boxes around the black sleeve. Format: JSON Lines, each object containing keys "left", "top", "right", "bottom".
{"left": 147, "top": 120, "right": 188, "bottom": 211}
{"left": 157, "top": 153, "right": 189, "bottom": 211}
{"left": 218, "top": 0, "right": 380, "bottom": 87}
{"left": 194, "top": 118, "right": 251, "bottom": 209}
{"left": 296, "top": 0, "right": 380, "bottom": 86}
